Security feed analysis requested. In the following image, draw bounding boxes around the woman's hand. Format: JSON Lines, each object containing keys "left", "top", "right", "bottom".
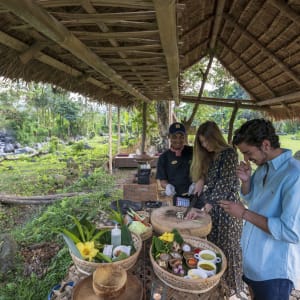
{"left": 203, "top": 203, "right": 212, "bottom": 213}
{"left": 185, "top": 207, "right": 207, "bottom": 220}
{"left": 236, "top": 160, "right": 252, "bottom": 183}
{"left": 194, "top": 179, "right": 204, "bottom": 196}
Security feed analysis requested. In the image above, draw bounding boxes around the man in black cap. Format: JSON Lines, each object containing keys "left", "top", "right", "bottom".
{"left": 156, "top": 122, "right": 193, "bottom": 204}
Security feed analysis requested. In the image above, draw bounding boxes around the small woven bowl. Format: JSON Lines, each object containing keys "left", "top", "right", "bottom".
{"left": 92, "top": 265, "right": 127, "bottom": 298}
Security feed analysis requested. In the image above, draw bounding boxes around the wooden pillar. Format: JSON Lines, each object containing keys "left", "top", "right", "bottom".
{"left": 141, "top": 102, "right": 147, "bottom": 154}
{"left": 108, "top": 104, "right": 112, "bottom": 174}
{"left": 227, "top": 103, "right": 239, "bottom": 144}
{"left": 117, "top": 106, "right": 121, "bottom": 154}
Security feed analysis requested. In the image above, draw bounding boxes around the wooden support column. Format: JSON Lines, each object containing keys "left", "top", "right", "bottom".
{"left": 108, "top": 104, "right": 113, "bottom": 174}
{"left": 117, "top": 106, "right": 121, "bottom": 154}
{"left": 228, "top": 103, "right": 239, "bottom": 144}
{"left": 141, "top": 102, "right": 147, "bottom": 154}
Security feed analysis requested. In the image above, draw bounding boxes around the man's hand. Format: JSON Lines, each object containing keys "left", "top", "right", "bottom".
{"left": 165, "top": 183, "right": 176, "bottom": 196}
{"left": 218, "top": 200, "right": 246, "bottom": 219}
{"left": 236, "top": 160, "right": 252, "bottom": 183}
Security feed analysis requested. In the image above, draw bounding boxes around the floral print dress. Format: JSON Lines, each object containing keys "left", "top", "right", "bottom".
{"left": 196, "top": 147, "right": 244, "bottom": 297}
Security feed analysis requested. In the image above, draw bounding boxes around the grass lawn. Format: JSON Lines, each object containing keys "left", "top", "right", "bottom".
{"left": 278, "top": 134, "right": 299, "bottom": 154}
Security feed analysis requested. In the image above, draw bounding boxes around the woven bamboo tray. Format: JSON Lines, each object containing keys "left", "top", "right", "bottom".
{"left": 70, "top": 231, "right": 142, "bottom": 276}
{"left": 150, "top": 235, "right": 227, "bottom": 294}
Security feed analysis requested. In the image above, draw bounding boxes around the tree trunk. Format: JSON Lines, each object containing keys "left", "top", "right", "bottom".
{"left": 0, "top": 192, "right": 86, "bottom": 205}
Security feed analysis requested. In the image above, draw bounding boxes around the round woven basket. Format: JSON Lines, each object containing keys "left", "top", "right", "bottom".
{"left": 136, "top": 210, "right": 150, "bottom": 223}
{"left": 70, "top": 231, "right": 142, "bottom": 276}
{"left": 150, "top": 235, "right": 227, "bottom": 294}
{"left": 140, "top": 224, "right": 153, "bottom": 241}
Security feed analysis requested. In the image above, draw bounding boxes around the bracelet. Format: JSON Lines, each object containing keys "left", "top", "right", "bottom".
{"left": 241, "top": 208, "right": 248, "bottom": 219}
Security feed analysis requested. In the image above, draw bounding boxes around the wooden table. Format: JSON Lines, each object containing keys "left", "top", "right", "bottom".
{"left": 150, "top": 206, "right": 212, "bottom": 238}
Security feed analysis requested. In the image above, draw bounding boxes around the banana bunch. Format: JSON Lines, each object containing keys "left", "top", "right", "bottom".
{"left": 159, "top": 232, "right": 174, "bottom": 243}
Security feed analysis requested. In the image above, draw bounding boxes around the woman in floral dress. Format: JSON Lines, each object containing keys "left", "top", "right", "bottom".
{"left": 187, "top": 121, "right": 244, "bottom": 298}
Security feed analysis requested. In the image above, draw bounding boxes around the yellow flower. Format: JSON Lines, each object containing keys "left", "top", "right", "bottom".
{"left": 76, "top": 241, "right": 99, "bottom": 261}
{"left": 159, "top": 232, "right": 174, "bottom": 243}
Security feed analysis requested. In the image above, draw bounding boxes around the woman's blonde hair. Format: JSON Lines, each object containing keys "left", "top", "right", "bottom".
{"left": 190, "top": 121, "right": 231, "bottom": 182}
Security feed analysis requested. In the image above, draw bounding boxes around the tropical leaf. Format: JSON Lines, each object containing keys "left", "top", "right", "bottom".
{"left": 61, "top": 233, "right": 82, "bottom": 259}
{"left": 96, "top": 252, "right": 112, "bottom": 263}
{"left": 61, "top": 228, "right": 81, "bottom": 244}
{"left": 70, "top": 215, "right": 86, "bottom": 242}
{"left": 91, "top": 228, "right": 109, "bottom": 241}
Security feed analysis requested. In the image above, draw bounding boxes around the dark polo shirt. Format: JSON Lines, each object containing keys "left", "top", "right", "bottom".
{"left": 156, "top": 145, "right": 193, "bottom": 195}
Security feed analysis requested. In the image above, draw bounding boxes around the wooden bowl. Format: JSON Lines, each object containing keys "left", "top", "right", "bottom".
{"left": 92, "top": 265, "right": 127, "bottom": 298}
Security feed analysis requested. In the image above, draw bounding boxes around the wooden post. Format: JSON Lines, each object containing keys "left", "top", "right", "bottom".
{"left": 108, "top": 104, "right": 113, "bottom": 174}
{"left": 141, "top": 102, "right": 147, "bottom": 154}
{"left": 228, "top": 103, "right": 239, "bottom": 144}
{"left": 117, "top": 106, "right": 121, "bottom": 154}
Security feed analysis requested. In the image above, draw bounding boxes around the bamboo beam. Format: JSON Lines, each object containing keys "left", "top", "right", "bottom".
{"left": 209, "top": 0, "right": 226, "bottom": 49}
{"left": 181, "top": 96, "right": 266, "bottom": 111}
{"left": 105, "top": 57, "right": 163, "bottom": 64}
{"left": 39, "top": 0, "right": 154, "bottom": 10}
{"left": 81, "top": 1, "right": 152, "bottom": 98}
{"left": 224, "top": 14, "right": 300, "bottom": 86}
{"left": 52, "top": 11, "right": 156, "bottom": 21}
{"left": 153, "top": 0, "right": 179, "bottom": 104}
{"left": 19, "top": 41, "right": 49, "bottom": 64}
{"left": 257, "top": 91, "right": 300, "bottom": 106}
{"left": 71, "top": 30, "right": 159, "bottom": 39}
{"left": 0, "top": 0, "right": 150, "bottom": 102}
{"left": 90, "top": 44, "right": 161, "bottom": 52}
{"left": 0, "top": 30, "right": 123, "bottom": 94}
{"left": 181, "top": 95, "right": 251, "bottom": 103}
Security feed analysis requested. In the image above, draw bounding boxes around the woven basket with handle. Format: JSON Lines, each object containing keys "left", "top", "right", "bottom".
{"left": 71, "top": 230, "right": 142, "bottom": 276}
{"left": 150, "top": 235, "right": 227, "bottom": 294}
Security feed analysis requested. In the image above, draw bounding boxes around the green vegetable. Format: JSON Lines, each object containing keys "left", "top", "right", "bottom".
{"left": 128, "top": 221, "right": 147, "bottom": 235}
{"left": 172, "top": 228, "right": 184, "bottom": 244}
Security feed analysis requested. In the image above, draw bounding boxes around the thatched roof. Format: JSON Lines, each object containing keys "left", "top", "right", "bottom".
{"left": 0, "top": 0, "right": 299, "bottom": 119}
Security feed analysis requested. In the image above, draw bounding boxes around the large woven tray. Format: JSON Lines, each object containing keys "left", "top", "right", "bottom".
{"left": 71, "top": 231, "right": 142, "bottom": 276}
{"left": 150, "top": 235, "right": 227, "bottom": 294}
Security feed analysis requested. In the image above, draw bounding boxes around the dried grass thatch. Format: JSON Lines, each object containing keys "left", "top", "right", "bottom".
{"left": 0, "top": 0, "right": 299, "bottom": 119}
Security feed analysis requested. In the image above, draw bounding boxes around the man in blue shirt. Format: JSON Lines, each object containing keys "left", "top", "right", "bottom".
{"left": 219, "top": 119, "right": 300, "bottom": 300}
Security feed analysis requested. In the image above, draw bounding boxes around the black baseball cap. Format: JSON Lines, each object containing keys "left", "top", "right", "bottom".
{"left": 169, "top": 122, "right": 186, "bottom": 135}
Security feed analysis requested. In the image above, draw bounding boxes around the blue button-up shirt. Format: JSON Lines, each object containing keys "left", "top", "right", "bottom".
{"left": 241, "top": 149, "right": 300, "bottom": 288}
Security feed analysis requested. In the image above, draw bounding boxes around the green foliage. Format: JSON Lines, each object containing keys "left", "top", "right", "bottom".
{"left": 49, "top": 136, "right": 60, "bottom": 153}
{"left": 72, "top": 141, "right": 85, "bottom": 153}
